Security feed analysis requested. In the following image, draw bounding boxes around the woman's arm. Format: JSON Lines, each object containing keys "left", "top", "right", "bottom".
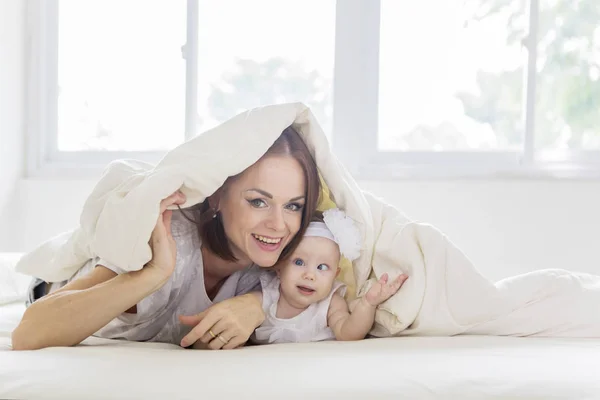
{"left": 11, "top": 190, "right": 186, "bottom": 350}
{"left": 11, "top": 266, "right": 167, "bottom": 350}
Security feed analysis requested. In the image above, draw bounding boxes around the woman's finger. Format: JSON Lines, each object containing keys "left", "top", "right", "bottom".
{"left": 160, "top": 191, "right": 186, "bottom": 213}
{"left": 152, "top": 206, "right": 175, "bottom": 240}
{"left": 180, "top": 311, "right": 221, "bottom": 347}
{"left": 199, "top": 331, "right": 213, "bottom": 344}
{"left": 222, "top": 335, "right": 245, "bottom": 350}
{"left": 151, "top": 212, "right": 166, "bottom": 239}
{"left": 178, "top": 312, "right": 206, "bottom": 327}
{"left": 199, "top": 319, "right": 229, "bottom": 344}
{"left": 207, "top": 331, "right": 233, "bottom": 350}
{"left": 159, "top": 195, "right": 174, "bottom": 213}
{"left": 154, "top": 191, "right": 186, "bottom": 238}
{"left": 163, "top": 210, "right": 174, "bottom": 239}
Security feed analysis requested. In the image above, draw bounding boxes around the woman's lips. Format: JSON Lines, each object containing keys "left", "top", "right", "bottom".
{"left": 252, "top": 234, "right": 283, "bottom": 252}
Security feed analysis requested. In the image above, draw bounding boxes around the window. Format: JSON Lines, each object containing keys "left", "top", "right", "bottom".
{"left": 193, "top": 0, "right": 335, "bottom": 139}
{"left": 57, "top": 1, "right": 187, "bottom": 152}
{"left": 28, "top": 0, "right": 334, "bottom": 175}
{"left": 28, "top": 0, "right": 600, "bottom": 178}
{"left": 535, "top": 0, "right": 600, "bottom": 154}
{"left": 334, "top": 0, "right": 600, "bottom": 178}
{"left": 378, "top": 0, "right": 524, "bottom": 152}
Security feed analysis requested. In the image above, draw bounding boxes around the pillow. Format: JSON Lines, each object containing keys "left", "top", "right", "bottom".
{"left": 0, "top": 253, "right": 29, "bottom": 305}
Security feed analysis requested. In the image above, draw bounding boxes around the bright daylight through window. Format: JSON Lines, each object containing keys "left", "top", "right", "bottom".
{"left": 30, "top": 0, "right": 600, "bottom": 177}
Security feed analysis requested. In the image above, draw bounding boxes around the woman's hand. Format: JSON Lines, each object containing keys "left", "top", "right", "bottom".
{"left": 178, "top": 293, "right": 265, "bottom": 350}
{"left": 364, "top": 273, "right": 409, "bottom": 307}
{"left": 144, "top": 190, "right": 186, "bottom": 283}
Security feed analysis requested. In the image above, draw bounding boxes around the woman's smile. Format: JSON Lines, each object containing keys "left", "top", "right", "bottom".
{"left": 252, "top": 233, "right": 284, "bottom": 252}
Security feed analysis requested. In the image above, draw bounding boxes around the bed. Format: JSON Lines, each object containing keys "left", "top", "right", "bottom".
{"left": 2, "top": 254, "right": 600, "bottom": 399}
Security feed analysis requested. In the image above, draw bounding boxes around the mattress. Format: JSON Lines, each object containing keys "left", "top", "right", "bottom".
{"left": 1, "top": 302, "right": 599, "bottom": 399}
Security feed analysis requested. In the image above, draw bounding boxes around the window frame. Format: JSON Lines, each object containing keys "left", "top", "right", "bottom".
{"left": 26, "top": 0, "right": 199, "bottom": 178}
{"left": 331, "top": 0, "right": 600, "bottom": 180}
{"left": 26, "top": 0, "right": 600, "bottom": 179}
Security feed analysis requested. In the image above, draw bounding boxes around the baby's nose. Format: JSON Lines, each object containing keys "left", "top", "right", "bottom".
{"left": 303, "top": 271, "right": 315, "bottom": 281}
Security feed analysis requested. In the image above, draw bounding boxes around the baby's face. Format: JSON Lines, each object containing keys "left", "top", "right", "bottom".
{"left": 277, "top": 236, "right": 341, "bottom": 309}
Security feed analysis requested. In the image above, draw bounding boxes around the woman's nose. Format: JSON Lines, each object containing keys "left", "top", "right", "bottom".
{"left": 266, "top": 209, "right": 285, "bottom": 231}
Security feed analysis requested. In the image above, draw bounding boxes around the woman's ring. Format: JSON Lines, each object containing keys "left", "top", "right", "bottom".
{"left": 209, "top": 329, "right": 217, "bottom": 338}
{"left": 217, "top": 334, "right": 229, "bottom": 344}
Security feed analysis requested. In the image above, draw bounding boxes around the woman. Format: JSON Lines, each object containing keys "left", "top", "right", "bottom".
{"left": 12, "top": 126, "right": 321, "bottom": 350}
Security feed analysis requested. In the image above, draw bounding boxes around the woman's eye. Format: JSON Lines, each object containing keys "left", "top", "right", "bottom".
{"left": 248, "top": 199, "right": 267, "bottom": 208}
{"left": 317, "top": 264, "right": 330, "bottom": 271}
{"left": 293, "top": 258, "right": 304, "bottom": 267}
{"left": 286, "top": 203, "right": 304, "bottom": 212}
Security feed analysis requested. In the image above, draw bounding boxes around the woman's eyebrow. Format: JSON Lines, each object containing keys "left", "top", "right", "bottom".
{"left": 246, "top": 188, "right": 272, "bottom": 198}
{"left": 245, "top": 189, "right": 305, "bottom": 202}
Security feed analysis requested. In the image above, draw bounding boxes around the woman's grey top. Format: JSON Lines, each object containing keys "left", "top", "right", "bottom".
{"left": 63, "top": 210, "right": 262, "bottom": 345}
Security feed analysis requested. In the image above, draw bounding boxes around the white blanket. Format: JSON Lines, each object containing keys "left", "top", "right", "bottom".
{"left": 15, "top": 102, "right": 600, "bottom": 337}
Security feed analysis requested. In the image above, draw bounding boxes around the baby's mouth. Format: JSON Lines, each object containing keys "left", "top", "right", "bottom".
{"left": 297, "top": 285, "right": 315, "bottom": 295}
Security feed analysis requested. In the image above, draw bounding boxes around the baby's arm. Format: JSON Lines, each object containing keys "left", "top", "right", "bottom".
{"left": 327, "top": 273, "right": 408, "bottom": 341}
{"left": 327, "top": 293, "right": 378, "bottom": 341}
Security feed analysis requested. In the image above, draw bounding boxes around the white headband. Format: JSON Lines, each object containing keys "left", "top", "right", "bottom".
{"left": 303, "top": 208, "right": 362, "bottom": 262}
{"left": 304, "top": 222, "right": 336, "bottom": 242}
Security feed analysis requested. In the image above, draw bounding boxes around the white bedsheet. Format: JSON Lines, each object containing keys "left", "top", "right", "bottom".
{"left": 2, "top": 302, "right": 599, "bottom": 400}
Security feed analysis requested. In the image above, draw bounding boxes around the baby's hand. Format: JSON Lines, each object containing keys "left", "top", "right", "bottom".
{"left": 364, "top": 273, "right": 408, "bottom": 307}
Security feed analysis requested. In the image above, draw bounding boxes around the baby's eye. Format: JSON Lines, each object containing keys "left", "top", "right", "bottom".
{"left": 317, "top": 264, "right": 330, "bottom": 271}
{"left": 293, "top": 258, "right": 305, "bottom": 267}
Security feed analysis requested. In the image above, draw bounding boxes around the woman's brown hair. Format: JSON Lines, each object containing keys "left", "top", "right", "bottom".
{"left": 183, "top": 125, "right": 321, "bottom": 264}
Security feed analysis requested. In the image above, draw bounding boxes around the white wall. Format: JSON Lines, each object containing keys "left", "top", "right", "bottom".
{"left": 1, "top": 1, "right": 600, "bottom": 282}
{"left": 360, "top": 180, "right": 600, "bottom": 281}
{"left": 0, "top": 0, "right": 25, "bottom": 248}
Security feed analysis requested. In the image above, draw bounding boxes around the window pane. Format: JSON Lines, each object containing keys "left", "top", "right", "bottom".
{"left": 58, "top": 0, "right": 186, "bottom": 151}
{"left": 195, "top": 0, "right": 335, "bottom": 140}
{"left": 536, "top": 0, "right": 600, "bottom": 151}
{"left": 378, "top": 0, "right": 525, "bottom": 151}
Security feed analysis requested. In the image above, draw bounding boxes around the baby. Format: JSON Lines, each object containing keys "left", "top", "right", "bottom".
{"left": 252, "top": 208, "right": 408, "bottom": 344}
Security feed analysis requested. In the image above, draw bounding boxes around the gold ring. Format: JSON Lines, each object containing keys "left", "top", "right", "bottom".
{"left": 209, "top": 329, "right": 217, "bottom": 338}
{"left": 217, "top": 334, "right": 229, "bottom": 344}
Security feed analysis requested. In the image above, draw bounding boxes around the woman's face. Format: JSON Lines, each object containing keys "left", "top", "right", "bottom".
{"left": 218, "top": 155, "right": 306, "bottom": 267}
